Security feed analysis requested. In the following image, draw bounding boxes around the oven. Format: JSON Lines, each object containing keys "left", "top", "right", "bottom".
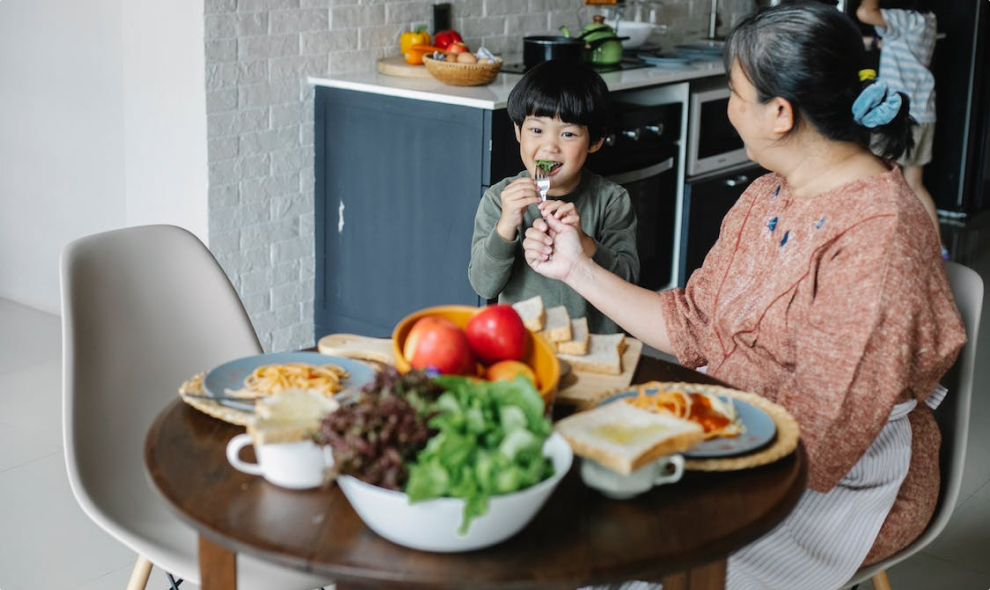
{"left": 586, "top": 93, "right": 682, "bottom": 292}
{"left": 679, "top": 77, "right": 762, "bottom": 286}
{"left": 686, "top": 78, "right": 749, "bottom": 177}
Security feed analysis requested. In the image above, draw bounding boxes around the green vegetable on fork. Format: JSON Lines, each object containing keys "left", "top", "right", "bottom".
{"left": 535, "top": 160, "right": 554, "bottom": 173}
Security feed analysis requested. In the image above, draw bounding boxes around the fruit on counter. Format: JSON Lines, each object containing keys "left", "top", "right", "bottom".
{"left": 400, "top": 27, "right": 431, "bottom": 55}
{"left": 432, "top": 29, "right": 464, "bottom": 51}
{"left": 403, "top": 316, "right": 476, "bottom": 375}
{"left": 446, "top": 41, "right": 470, "bottom": 54}
{"left": 404, "top": 43, "right": 440, "bottom": 65}
{"left": 465, "top": 304, "right": 527, "bottom": 365}
{"left": 484, "top": 359, "right": 539, "bottom": 388}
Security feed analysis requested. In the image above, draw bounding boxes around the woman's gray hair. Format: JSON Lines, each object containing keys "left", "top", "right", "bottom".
{"left": 724, "top": 1, "right": 914, "bottom": 159}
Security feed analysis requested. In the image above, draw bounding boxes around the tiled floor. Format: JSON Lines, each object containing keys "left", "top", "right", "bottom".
{"left": 1, "top": 233, "right": 988, "bottom": 590}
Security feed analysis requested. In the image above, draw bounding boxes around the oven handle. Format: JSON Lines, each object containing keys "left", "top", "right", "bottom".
{"left": 604, "top": 157, "right": 675, "bottom": 186}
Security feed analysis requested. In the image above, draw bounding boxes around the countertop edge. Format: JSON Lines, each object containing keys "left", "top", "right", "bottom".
{"left": 308, "top": 60, "right": 726, "bottom": 110}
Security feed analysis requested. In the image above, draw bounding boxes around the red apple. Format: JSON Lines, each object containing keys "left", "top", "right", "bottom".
{"left": 465, "top": 304, "right": 527, "bottom": 365}
{"left": 446, "top": 41, "right": 470, "bottom": 54}
{"left": 403, "top": 316, "right": 475, "bottom": 375}
{"left": 485, "top": 359, "right": 538, "bottom": 388}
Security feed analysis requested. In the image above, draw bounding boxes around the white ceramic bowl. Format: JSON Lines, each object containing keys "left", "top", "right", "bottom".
{"left": 337, "top": 433, "right": 573, "bottom": 552}
{"left": 614, "top": 21, "right": 655, "bottom": 49}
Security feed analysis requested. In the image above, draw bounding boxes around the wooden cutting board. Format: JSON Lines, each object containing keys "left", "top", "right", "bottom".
{"left": 377, "top": 56, "right": 434, "bottom": 79}
{"left": 317, "top": 332, "right": 642, "bottom": 410}
{"left": 317, "top": 333, "right": 395, "bottom": 365}
{"left": 555, "top": 338, "right": 643, "bottom": 410}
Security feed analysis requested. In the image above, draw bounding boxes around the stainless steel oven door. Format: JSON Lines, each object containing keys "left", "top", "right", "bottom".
{"left": 687, "top": 86, "right": 750, "bottom": 177}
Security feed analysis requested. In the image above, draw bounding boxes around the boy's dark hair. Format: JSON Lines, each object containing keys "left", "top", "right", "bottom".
{"left": 506, "top": 59, "right": 612, "bottom": 143}
{"left": 725, "top": 1, "right": 914, "bottom": 160}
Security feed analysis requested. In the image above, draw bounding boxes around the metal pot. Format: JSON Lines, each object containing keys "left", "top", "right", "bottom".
{"left": 522, "top": 36, "right": 585, "bottom": 70}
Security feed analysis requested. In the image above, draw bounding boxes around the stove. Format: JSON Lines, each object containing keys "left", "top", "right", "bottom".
{"left": 500, "top": 55, "right": 655, "bottom": 75}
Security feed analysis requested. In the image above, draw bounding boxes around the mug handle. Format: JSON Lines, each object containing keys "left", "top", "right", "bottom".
{"left": 226, "top": 433, "right": 264, "bottom": 476}
{"left": 653, "top": 454, "right": 685, "bottom": 485}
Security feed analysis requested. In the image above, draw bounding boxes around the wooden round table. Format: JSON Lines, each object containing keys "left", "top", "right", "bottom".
{"left": 145, "top": 356, "right": 807, "bottom": 590}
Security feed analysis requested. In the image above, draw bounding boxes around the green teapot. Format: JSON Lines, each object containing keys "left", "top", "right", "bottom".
{"left": 560, "top": 15, "right": 628, "bottom": 67}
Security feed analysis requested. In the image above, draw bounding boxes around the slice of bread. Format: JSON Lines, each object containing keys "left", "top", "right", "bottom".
{"left": 556, "top": 317, "right": 590, "bottom": 355}
{"left": 512, "top": 295, "right": 546, "bottom": 332}
{"left": 558, "top": 333, "right": 625, "bottom": 375}
{"left": 541, "top": 306, "right": 572, "bottom": 342}
{"left": 554, "top": 402, "right": 705, "bottom": 475}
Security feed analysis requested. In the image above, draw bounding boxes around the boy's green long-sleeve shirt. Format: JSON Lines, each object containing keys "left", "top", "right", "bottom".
{"left": 468, "top": 170, "right": 640, "bottom": 335}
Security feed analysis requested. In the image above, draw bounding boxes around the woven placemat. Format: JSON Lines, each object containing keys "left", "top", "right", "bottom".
{"left": 178, "top": 372, "right": 254, "bottom": 427}
{"left": 589, "top": 381, "right": 801, "bottom": 472}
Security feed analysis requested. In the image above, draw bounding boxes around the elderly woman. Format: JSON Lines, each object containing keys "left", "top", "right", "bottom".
{"left": 526, "top": 3, "right": 965, "bottom": 589}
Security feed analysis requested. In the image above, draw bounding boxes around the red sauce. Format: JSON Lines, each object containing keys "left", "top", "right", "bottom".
{"left": 687, "top": 393, "right": 731, "bottom": 434}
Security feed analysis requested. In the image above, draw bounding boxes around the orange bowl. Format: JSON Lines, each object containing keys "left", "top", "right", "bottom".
{"left": 392, "top": 305, "right": 560, "bottom": 407}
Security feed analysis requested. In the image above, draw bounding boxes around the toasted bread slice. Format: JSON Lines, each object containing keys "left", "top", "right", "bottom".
{"left": 512, "top": 295, "right": 546, "bottom": 332}
{"left": 558, "top": 332, "right": 625, "bottom": 375}
{"left": 554, "top": 402, "right": 705, "bottom": 475}
{"left": 541, "top": 306, "right": 572, "bottom": 342}
{"left": 556, "top": 317, "right": 590, "bottom": 355}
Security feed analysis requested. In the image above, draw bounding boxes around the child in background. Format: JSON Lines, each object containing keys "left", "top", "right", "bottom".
{"left": 467, "top": 59, "right": 639, "bottom": 334}
{"left": 856, "top": 0, "right": 943, "bottom": 249}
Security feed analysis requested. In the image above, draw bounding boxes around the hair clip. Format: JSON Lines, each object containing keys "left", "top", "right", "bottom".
{"left": 858, "top": 69, "right": 877, "bottom": 82}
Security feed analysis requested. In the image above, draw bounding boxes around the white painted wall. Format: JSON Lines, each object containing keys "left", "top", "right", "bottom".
{"left": 0, "top": 0, "right": 206, "bottom": 315}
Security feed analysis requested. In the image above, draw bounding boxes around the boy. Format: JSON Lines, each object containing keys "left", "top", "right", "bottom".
{"left": 467, "top": 59, "right": 639, "bottom": 334}
{"left": 856, "top": 0, "right": 942, "bottom": 246}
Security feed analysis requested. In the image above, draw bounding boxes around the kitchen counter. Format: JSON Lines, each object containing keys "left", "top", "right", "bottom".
{"left": 308, "top": 59, "right": 725, "bottom": 110}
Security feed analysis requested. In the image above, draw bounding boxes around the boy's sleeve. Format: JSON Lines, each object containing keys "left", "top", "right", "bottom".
{"left": 468, "top": 185, "right": 518, "bottom": 299}
{"left": 589, "top": 187, "right": 640, "bottom": 285}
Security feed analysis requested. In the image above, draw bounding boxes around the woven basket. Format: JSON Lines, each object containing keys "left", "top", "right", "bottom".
{"left": 423, "top": 54, "right": 503, "bottom": 86}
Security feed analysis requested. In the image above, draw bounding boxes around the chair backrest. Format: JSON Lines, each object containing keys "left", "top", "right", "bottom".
{"left": 924, "top": 260, "right": 983, "bottom": 541}
{"left": 846, "top": 260, "right": 984, "bottom": 586}
{"left": 60, "top": 225, "right": 263, "bottom": 546}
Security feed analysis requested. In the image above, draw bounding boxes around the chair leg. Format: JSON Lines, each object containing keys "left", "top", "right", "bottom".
{"left": 871, "top": 570, "right": 893, "bottom": 590}
{"left": 125, "top": 555, "right": 153, "bottom": 590}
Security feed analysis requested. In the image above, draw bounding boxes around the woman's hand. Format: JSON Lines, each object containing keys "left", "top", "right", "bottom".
{"left": 523, "top": 213, "right": 586, "bottom": 281}
{"left": 538, "top": 200, "right": 597, "bottom": 257}
{"left": 496, "top": 177, "right": 541, "bottom": 242}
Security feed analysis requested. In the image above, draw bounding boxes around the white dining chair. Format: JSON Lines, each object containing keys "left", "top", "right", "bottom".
{"left": 843, "top": 260, "right": 984, "bottom": 590}
{"left": 60, "top": 225, "right": 333, "bottom": 590}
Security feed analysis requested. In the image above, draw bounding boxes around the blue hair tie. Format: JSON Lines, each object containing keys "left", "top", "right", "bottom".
{"left": 852, "top": 81, "right": 902, "bottom": 128}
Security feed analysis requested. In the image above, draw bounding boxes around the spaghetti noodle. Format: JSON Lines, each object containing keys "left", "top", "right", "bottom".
{"left": 229, "top": 362, "right": 349, "bottom": 399}
{"left": 624, "top": 381, "right": 743, "bottom": 439}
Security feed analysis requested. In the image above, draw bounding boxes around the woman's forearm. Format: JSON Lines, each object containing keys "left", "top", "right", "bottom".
{"left": 565, "top": 256, "right": 675, "bottom": 355}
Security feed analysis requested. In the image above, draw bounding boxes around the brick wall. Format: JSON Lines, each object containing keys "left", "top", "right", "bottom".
{"left": 203, "top": 0, "right": 756, "bottom": 352}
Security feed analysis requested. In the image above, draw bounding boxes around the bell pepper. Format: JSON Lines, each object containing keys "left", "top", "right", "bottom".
{"left": 400, "top": 27, "right": 431, "bottom": 55}
{"left": 404, "top": 44, "right": 439, "bottom": 65}
{"left": 433, "top": 29, "right": 463, "bottom": 51}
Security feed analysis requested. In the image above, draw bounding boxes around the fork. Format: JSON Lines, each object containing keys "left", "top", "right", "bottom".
{"left": 535, "top": 167, "right": 550, "bottom": 202}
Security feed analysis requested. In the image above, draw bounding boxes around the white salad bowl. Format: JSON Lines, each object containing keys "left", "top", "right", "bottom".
{"left": 336, "top": 433, "right": 573, "bottom": 552}
{"left": 614, "top": 21, "right": 656, "bottom": 49}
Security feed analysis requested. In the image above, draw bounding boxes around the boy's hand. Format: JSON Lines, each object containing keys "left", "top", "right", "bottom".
{"left": 496, "top": 177, "right": 541, "bottom": 242}
{"left": 538, "top": 200, "right": 597, "bottom": 257}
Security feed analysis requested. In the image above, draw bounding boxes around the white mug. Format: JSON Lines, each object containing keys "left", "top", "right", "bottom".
{"left": 226, "top": 433, "right": 334, "bottom": 490}
{"left": 580, "top": 454, "right": 685, "bottom": 500}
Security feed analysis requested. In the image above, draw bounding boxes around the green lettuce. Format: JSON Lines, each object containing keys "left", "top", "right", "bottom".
{"left": 404, "top": 376, "right": 554, "bottom": 534}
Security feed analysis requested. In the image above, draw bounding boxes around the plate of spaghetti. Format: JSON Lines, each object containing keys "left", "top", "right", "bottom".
{"left": 203, "top": 352, "right": 376, "bottom": 411}
{"left": 598, "top": 382, "right": 777, "bottom": 458}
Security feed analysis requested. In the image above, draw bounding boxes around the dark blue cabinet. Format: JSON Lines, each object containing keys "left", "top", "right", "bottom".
{"left": 315, "top": 87, "right": 513, "bottom": 339}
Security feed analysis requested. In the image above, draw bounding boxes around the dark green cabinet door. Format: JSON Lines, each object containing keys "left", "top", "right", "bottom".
{"left": 315, "top": 88, "right": 486, "bottom": 338}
